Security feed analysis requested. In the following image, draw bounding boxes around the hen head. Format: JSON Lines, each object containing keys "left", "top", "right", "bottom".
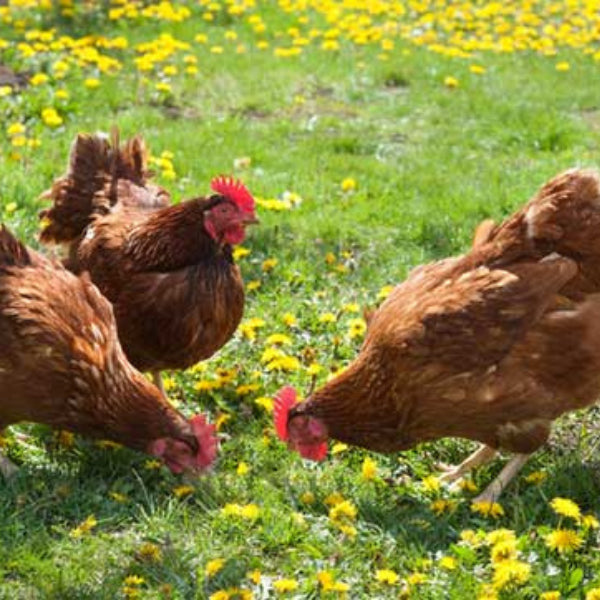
{"left": 204, "top": 176, "right": 258, "bottom": 245}
{"left": 148, "top": 414, "right": 218, "bottom": 474}
{"left": 274, "top": 386, "right": 328, "bottom": 461}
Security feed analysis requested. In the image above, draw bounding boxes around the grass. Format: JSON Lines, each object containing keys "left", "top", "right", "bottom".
{"left": 1, "top": 1, "right": 600, "bottom": 598}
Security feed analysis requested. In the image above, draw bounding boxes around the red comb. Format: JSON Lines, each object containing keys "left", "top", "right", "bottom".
{"left": 190, "top": 414, "right": 218, "bottom": 469}
{"left": 211, "top": 176, "right": 255, "bottom": 214}
{"left": 274, "top": 386, "right": 297, "bottom": 441}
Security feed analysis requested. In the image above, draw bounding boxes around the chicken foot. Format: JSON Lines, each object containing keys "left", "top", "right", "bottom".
{"left": 472, "top": 453, "right": 530, "bottom": 504}
{"left": 152, "top": 371, "right": 167, "bottom": 398}
{"left": 438, "top": 444, "right": 498, "bottom": 485}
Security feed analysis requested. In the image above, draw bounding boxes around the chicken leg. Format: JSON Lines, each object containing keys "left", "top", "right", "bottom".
{"left": 152, "top": 371, "right": 166, "bottom": 398}
{"left": 438, "top": 444, "right": 498, "bottom": 485}
{"left": 472, "top": 453, "right": 530, "bottom": 504}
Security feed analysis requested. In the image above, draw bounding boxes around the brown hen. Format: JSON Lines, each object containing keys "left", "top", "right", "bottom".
{"left": 275, "top": 168, "right": 600, "bottom": 502}
{"left": 0, "top": 225, "right": 217, "bottom": 478}
{"left": 39, "top": 131, "right": 257, "bottom": 393}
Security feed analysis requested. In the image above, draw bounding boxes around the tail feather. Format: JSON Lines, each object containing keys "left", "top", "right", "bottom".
{"left": 38, "top": 130, "right": 152, "bottom": 245}
{"left": 0, "top": 225, "right": 31, "bottom": 268}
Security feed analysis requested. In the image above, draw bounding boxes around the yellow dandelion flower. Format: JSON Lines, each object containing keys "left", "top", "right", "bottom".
{"left": 233, "top": 246, "right": 250, "bottom": 260}
{"left": 492, "top": 559, "right": 531, "bottom": 590}
{"left": 582, "top": 514, "right": 600, "bottom": 529}
{"left": 540, "top": 592, "right": 561, "bottom": 600}
{"left": 324, "top": 492, "right": 345, "bottom": 506}
{"left": 329, "top": 500, "right": 357, "bottom": 521}
{"left": 246, "top": 280, "right": 261, "bottom": 292}
{"left": 109, "top": 491, "right": 128, "bottom": 503}
{"left": 421, "top": 475, "right": 441, "bottom": 493}
{"left": 70, "top": 515, "right": 97, "bottom": 538}
{"left": 30, "top": 72, "right": 49, "bottom": 86}
{"left": 375, "top": 569, "right": 399, "bottom": 585}
{"left": 586, "top": 589, "right": 600, "bottom": 600}
{"left": 430, "top": 499, "right": 456, "bottom": 515}
{"left": 273, "top": 578, "right": 298, "bottom": 593}
{"left": 331, "top": 442, "right": 348, "bottom": 455}
{"left": 341, "top": 177, "right": 357, "bottom": 192}
{"left": 265, "top": 333, "right": 291, "bottom": 346}
{"left": 490, "top": 540, "right": 518, "bottom": 563}
{"left": 439, "top": 556, "right": 457, "bottom": 570}
{"left": 123, "top": 575, "right": 145, "bottom": 586}
{"left": 84, "top": 78, "right": 100, "bottom": 88}
{"left": 254, "top": 396, "right": 274, "bottom": 412}
{"left": 282, "top": 313, "right": 297, "bottom": 327}
{"left": 144, "top": 459, "right": 162, "bottom": 469}
{"left": 408, "top": 572, "right": 426, "bottom": 585}
{"left": 206, "top": 558, "right": 225, "bottom": 577}
{"left": 545, "top": 528, "right": 583, "bottom": 553}
{"left": 348, "top": 318, "right": 367, "bottom": 339}
{"left": 247, "top": 570, "right": 261, "bottom": 584}
{"left": 444, "top": 76, "right": 459, "bottom": 88}
{"left": 319, "top": 312, "right": 337, "bottom": 324}
{"left": 469, "top": 64, "right": 486, "bottom": 74}
{"left": 262, "top": 258, "right": 278, "bottom": 272}
{"left": 486, "top": 529, "right": 516, "bottom": 545}
{"left": 138, "top": 542, "right": 162, "bottom": 562}
{"left": 471, "top": 501, "right": 504, "bottom": 518}
{"left": 41, "top": 107, "right": 63, "bottom": 127}
{"left": 550, "top": 497, "right": 581, "bottom": 521}
{"left": 524, "top": 471, "right": 547, "bottom": 485}
{"left": 361, "top": 456, "right": 377, "bottom": 480}
{"left": 377, "top": 285, "right": 394, "bottom": 300}
{"left": 556, "top": 61, "right": 570, "bottom": 71}
{"left": 173, "top": 485, "right": 194, "bottom": 498}
{"left": 477, "top": 585, "right": 499, "bottom": 600}
{"left": 300, "top": 491, "right": 315, "bottom": 504}
{"left": 236, "top": 462, "right": 249, "bottom": 476}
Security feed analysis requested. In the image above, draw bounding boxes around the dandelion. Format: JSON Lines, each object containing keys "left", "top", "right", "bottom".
{"left": 377, "top": 285, "right": 394, "bottom": 300}
{"left": 0, "top": 86, "right": 12, "bottom": 97}
{"left": 586, "top": 590, "right": 600, "bottom": 600}
{"left": 124, "top": 575, "right": 145, "bottom": 586}
{"left": 300, "top": 491, "right": 315, "bottom": 504}
{"left": 556, "top": 61, "right": 570, "bottom": 71}
{"left": 247, "top": 570, "right": 261, "bottom": 584}
{"left": 41, "top": 107, "right": 63, "bottom": 127}
{"left": 408, "top": 572, "right": 426, "bottom": 585}
{"left": 221, "top": 503, "right": 260, "bottom": 520}
{"left": 421, "top": 475, "right": 441, "bottom": 493}
{"left": 325, "top": 492, "right": 345, "bottom": 506}
{"left": 282, "top": 313, "right": 297, "bottom": 327}
{"left": 545, "top": 528, "right": 583, "bottom": 553}
{"left": 273, "top": 579, "right": 298, "bottom": 593}
{"left": 439, "top": 556, "right": 457, "bottom": 570}
{"left": 233, "top": 246, "right": 251, "bottom": 260}
{"left": 109, "top": 491, "right": 128, "bottom": 503}
{"left": 262, "top": 258, "right": 278, "bottom": 273}
{"left": 375, "top": 569, "right": 399, "bottom": 585}
{"left": 550, "top": 497, "right": 581, "bottom": 521}
{"left": 444, "top": 76, "right": 459, "bottom": 88}
{"left": 540, "top": 592, "right": 561, "bottom": 600}
{"left": 7, "top": 123, "right": 25, "bottom": 136}
{"left": 582, "top": 514, "right": 600, "bottom": 529}
{"left": 341, "top": 177, "right": 357, "bottom": 192}
{"left": 265, "top": 333, "right": 291, "bottom": 346}
{"left": 458, "top": 479, "right": 478, "bottom": 493}
{"left": 319, "top": 312, "right": 337, "bottom": 324}
{"left": 430, "top": 499, "right": 456, "bottom": 515}
{"left": 254, "top": 396, "right": 274, "bottom": 412}
{"left": 329, "top": 500, "right": 357, "bottom": 521}
{"left": 471, "top": 501, "right": 504, "bottom": 518}
{"left": 318, "top": 571, "right": 350, "bottom": 592}
{"left": 470, "top": 64, "right": 486, "bottom": 74}
{"left": 173, "top": 485, "right": 194, "bottom": 498}
{"left": 486, "top": 529, "right": 516, "bottom": 545}
{"left": 206, "top": 559, "right": 225, "bottom": 577}
{"left": 236, "top": 462, "right": 249, "bottom": 476}
{"left": 138, "top": 542, "right": 162, "bottom": 562}
{"left": 84, "top": 78, "right": 100, "bottom": 88}
{"left": 490, "top": 540, "right": 518, "bottom": 563}
{"left": 348, "top": 318, "right": 367, "bottom": 339}
{"left": 492, "top": 559, "right": 531, "bottom": 590}
{"left": 156, "top": 82, "right": 172, "bottom": 93}
{"left": 144, "top": 459, "right": 162, "bottom": 469}
{"left": 477, "top": 585, "right": 499, "bottom": 600}
{"left": 524, "top": 471, "right": 547, "bottom": 485}
{"left": 70, "top": 515, "right": 97, "bottom": 538}
{"left": 361, "top": 456, "right": 377, "bottom": 480}
{"left": 331, "top": 442, "right": 348, "bottom": 454}
{"left": 459, "top": 529, "right": 484, "bottom": 547}
{"left": 30, "top": 73, "right": 49, "bottom": 86}
{"left": 247, "top": 280, "right": 261, "bottom": 292}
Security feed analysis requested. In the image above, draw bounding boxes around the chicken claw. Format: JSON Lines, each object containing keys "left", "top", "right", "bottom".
{"left": 472, "top": 453, "right": 530, "bottom": 504}
{"left": 438, "top": 444, "right": 497, "bottom": 485}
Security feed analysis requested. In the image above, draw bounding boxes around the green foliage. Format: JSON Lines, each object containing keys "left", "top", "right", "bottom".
{"left": 1, "top": 1, "right": 600, "bottom": 598}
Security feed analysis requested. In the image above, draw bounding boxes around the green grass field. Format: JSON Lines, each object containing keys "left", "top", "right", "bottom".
{"left": 1, "top": 1, "right": 600, "bottom": 598}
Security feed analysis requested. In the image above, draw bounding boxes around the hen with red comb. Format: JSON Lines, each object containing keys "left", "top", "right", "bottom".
{"left": 274, "top": 386, "right": 328, "bottom": 462}
{"left": 211, "top": 176, "right": 255, "bottom": 214}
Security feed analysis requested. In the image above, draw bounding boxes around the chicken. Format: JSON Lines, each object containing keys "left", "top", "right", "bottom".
{"left": 0, "top": 225, "right": 217, "bottom": 478}
{"left": 39, "top": 131, "right": 258, "bottom": 394}
{"left": 274, "top": 168, "right": 600, "bottom": 502}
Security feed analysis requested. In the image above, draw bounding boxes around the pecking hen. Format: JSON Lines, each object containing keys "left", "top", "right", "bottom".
{"left": 274, "top": 168, "right": 600, "bottom": 502}
{"left": 39, "top": 131, "right": 258, "bottom": 394}
{"left": 0, "top": 225, "right": 217, "bottom": 478}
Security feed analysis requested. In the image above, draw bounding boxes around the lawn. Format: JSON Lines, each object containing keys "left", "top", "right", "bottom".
{"left": 1, "top": 1, "right": 600, "bottom": 598}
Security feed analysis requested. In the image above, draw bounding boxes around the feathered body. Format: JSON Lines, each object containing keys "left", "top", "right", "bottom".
{"left": 0, "top": 226, "right": 217, "bottom": 473}
{"left": 277, "top": 169, "right": 600, "bottom": 497}
{"left": 39, "top": 132, "right": 255, "bottom": 374}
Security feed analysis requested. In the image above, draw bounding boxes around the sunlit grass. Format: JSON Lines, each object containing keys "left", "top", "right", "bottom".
{"left": 1, "top": 1, "right": 600, "bottom": 598}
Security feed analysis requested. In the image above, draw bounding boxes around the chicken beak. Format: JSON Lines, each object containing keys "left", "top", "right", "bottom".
{"left": 242, "top": 215, "right": 260, "bottom": 226}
